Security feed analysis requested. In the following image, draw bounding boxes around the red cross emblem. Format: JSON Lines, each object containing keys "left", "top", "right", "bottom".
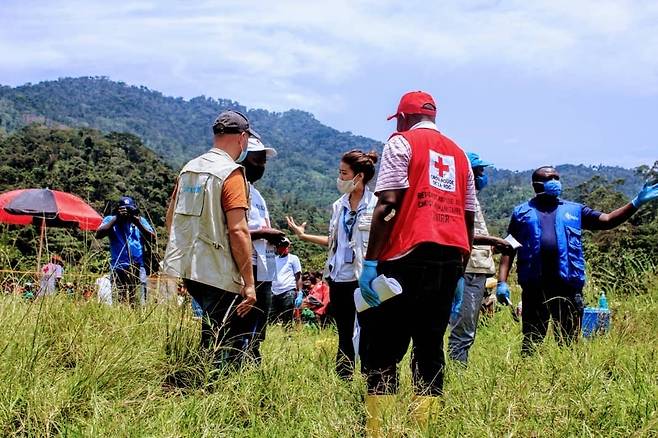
{"left": 434, "top": 156, "right": 450, "bottom": 177}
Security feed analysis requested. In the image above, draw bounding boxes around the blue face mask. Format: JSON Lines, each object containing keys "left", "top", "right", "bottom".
{"left": 474, "top": 174, "right": 488, "bottom": 191}
{"left": 236, "top": 139, "right": 248, "bottom": 163}
{"left": 541, "top": 179, "right": 562, "bottom": 197}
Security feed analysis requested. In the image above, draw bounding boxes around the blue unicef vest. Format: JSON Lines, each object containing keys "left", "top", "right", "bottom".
{"left": 512, "top": 199, "right": 586, "bottom": 289}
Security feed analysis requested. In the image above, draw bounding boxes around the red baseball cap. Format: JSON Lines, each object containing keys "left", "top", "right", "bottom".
{"left": 387, "top": 91, "right": 437, "bottom": 120}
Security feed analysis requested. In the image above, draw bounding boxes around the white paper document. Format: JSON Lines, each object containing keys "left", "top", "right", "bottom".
{"left": 354, "top": 274, "right": 403, "bottom": 313}
{"left": 504, "top": 234, "right": 522, "bottom": 249}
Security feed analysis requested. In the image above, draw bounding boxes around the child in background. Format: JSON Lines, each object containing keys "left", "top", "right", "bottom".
{"left": 22, "top": 282, "right": 35, "bottom": 300}
{"left": 302, "top": 273, "right": 330, "bottom": 325}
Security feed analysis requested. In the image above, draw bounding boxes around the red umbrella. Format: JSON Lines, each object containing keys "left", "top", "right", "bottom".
{"left": 0, "top": 188, "right": 102, "bottom": 231}
{"left": 0, "top": 193, "right": 31, "bottom": 226}
{"left": 0, "top": 188, "right": 103, "bottom": 272}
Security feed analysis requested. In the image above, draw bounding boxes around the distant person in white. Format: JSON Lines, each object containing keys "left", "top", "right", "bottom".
{"left": 38, "top": 255, "right": 64, "bottom": 296}
{"left": 96, "top": 274, "right": 113, "bottom": 305}
{"left": 270, "top": 238, "right": 302, "bottom": 325}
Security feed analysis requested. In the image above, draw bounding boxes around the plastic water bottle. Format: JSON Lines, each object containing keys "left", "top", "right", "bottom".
{"left": 598, "top": 291, "right": 608, "bottom": 310}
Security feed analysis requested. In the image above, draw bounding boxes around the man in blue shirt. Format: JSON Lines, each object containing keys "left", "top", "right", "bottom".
{"left": 96, "top": 196, "right": 156, "bottom": 305}
{"left": 497, "top": 166, "right": 658, "bottom": 355}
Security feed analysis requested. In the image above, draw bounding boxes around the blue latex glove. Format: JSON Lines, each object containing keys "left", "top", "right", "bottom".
{"left": 294, "top": 290, "right": 303, "bottom": 308}
{"left": 450, "top": 277, "right": 465, "bottom": 320}
{"left": 632, "top": 182, "right": 658, "bottom": 208}
{"left": 358, "top": 260, "right": 381, "bottom": 307}
{"left": 496, "top": 281, "right": 511, "bottom": 304}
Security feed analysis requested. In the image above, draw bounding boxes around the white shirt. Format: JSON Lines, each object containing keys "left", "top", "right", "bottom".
{"left": 375, "top": 120, "right": 477, "bottom": 212}
{"left": 272, "top": 254, "right": 302, "bottom": 295}
{"left": 247, "top": 184, "right": 276, "bottom": 282}
{"left": 329, "top": 194, "right": 367, "bottom": 282}
{"left": 96, "top": 274, "right": 112, "bottom": 305}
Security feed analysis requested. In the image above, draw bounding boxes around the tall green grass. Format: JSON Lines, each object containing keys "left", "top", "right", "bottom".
{"left": 0, "top": 286, "right": 656, "bottom": 437}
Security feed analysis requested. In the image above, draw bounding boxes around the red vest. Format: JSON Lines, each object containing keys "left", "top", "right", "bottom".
{"left": 379, "top": 128, "right": 471, "bottom": 260}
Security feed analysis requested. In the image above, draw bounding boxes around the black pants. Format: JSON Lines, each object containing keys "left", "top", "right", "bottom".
{"left": 360, "top": 243, "right": 462, "bottom": 396}
{"left": 521, "top": 279, "right": 584, "bottom": 355}
{"left": 327, "top": 280, "right": 359, "bottom": 380}
{"left": 112, "top": 264, "right": 141, "bottom": 305}
{"left": 185, "top": 279, "right": 251, "bottom": 369}
{"left": 270, "top": 289, "right": 295, "bottom": 325}
{"left": 239, "top": 266, "right": 272, "bottom": 365}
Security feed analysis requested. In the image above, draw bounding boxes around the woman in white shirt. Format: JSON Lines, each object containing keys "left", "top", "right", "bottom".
{"left": 287, "top": 149, "right": 378, "bottom": 380}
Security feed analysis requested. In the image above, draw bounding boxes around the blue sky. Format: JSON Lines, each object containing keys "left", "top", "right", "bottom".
{"left": 0, "top": 0, "right": 656, "bottom": 170}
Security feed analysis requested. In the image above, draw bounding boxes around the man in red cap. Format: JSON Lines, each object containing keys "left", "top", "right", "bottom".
{"left": 358, "top": 91, "right": 476, "bottom": 435}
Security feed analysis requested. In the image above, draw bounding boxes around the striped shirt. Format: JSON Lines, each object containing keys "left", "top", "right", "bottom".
{"left": 375, "top": 121, "right": 477, "bottom": 212}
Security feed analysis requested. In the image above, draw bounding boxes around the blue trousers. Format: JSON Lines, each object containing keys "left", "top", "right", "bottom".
{"left": 448, "top": 273, "right": 488, "bottom": 364}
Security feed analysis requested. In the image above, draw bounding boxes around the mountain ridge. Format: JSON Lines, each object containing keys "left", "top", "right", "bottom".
{"left": 0, "top": 77, "right": 647, "bottom": 226}
{"left": 0, "top": 77, "right": 654, "bottom": 270}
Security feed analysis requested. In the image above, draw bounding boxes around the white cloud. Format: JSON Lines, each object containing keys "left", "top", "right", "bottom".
{"left": 2, "top": 0, "right": 657, "bottom": 97}
{"left": 0, "top": 0, "right": 657, "bottom": 172}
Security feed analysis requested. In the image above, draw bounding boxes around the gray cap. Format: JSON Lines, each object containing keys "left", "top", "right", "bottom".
{"left": 212, "top": 110, "right": 260, "bottom": 138}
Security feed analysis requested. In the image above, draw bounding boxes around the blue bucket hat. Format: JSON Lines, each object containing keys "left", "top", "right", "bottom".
{"left": 466, "top": 152, "right": 493, "bottom": 168}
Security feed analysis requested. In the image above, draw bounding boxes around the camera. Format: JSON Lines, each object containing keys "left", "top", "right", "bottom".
{"left": 114, "top": 196, "right": 139, "bottom": 217}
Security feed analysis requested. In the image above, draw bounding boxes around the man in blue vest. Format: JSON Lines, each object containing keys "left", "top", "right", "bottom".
{"left": 497, "top": 166, "right": 658, "bottom": 355}
{"left": 97, "top": 196, "right": 156, "bottom": 305}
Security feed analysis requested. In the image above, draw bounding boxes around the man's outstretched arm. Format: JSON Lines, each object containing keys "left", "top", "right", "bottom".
{"left": 592, "top": 182, "right": 658, "bottom": 230}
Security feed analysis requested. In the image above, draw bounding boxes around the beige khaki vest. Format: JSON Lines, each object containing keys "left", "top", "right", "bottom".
{"left": 163, "top": 148, "right": 246, "bottom": 294}
{"left": 466, "top": 198, "right": 496, "bottom": 275}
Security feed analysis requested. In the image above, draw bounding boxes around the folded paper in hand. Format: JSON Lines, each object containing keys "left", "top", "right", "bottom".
{"left": 504, "top": 234, "right": 522, "bottom": 249}
{"left": 354, "top": 275, "right": 403, "bottom": 312}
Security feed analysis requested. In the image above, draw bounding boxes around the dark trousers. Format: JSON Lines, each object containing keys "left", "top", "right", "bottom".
{"left": 521, "top": 279, "right": 584, "bottom": 355}
{"left": 270, "top": 289, "right": 295, "bottom": 325}
{"left": 240, "top": 267, "right": 272, "bottom": 365}
{"left": 360, "top": 243, "right": 462, "bottom": 396}
{"left": 327, "top": 280, "right": 359, "bottom": 380}
{"left": 185, "top": 279, "right": 251, "bottom": 369}
{"left": 112, "top": 264, "right": 141, "bottom": 305}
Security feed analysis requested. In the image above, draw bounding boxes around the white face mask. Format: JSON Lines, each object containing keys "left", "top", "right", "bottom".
{"left": 336, "top": 177, "right": 357, "bottom": 194}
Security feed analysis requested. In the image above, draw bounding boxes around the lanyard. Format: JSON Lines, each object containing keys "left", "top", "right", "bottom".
{"left": 342, "top": 205, "right": 364, "bottom": 241}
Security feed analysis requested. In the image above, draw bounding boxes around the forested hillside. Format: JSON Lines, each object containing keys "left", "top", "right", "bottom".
{"left": 0, "top": 125, "right": 331, "bottom": 269}
{"left": 0, "top": 77, "right": 647, "bottom": 214}
{"left": 0, "top": 77, "right": 380, "bottom": 211}
{"left": 0, "top": 125, "right": 174, "bottom": 219}
{"left": 0, "top": 78, "right": 654, "bottom": 276}
{"left": 0, "top": 125, "right": 176, "bottom": 269}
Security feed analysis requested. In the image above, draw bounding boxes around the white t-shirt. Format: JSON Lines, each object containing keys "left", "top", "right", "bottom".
{"left": 247, "top": 184, "right": 276, "bottom": 282}
{"left": 272, "top": 254, "right": 302, "bottom": 295}
{"left": 39, "top": 262, "right": 63, "bottom": 296}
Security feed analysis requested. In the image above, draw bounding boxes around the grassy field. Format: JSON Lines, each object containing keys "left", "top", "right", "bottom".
{"left": 0, "top": 285, "right": 656, "bottom": 437}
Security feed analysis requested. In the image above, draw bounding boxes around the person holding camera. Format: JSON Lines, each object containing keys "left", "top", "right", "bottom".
{"left": 96, "top": 196, "right": 156, "bottom": 305}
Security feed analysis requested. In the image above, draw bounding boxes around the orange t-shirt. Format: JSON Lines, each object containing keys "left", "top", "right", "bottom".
{"left": 221, "top": 169, "right": 249, "bottom": 211}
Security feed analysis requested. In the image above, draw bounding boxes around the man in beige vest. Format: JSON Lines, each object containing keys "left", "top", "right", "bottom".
{"left": 448, "top": 152, "right": 512, "bottom": 364}
{"left": 163, "top": 110, "right": 257, "bottom": 370}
